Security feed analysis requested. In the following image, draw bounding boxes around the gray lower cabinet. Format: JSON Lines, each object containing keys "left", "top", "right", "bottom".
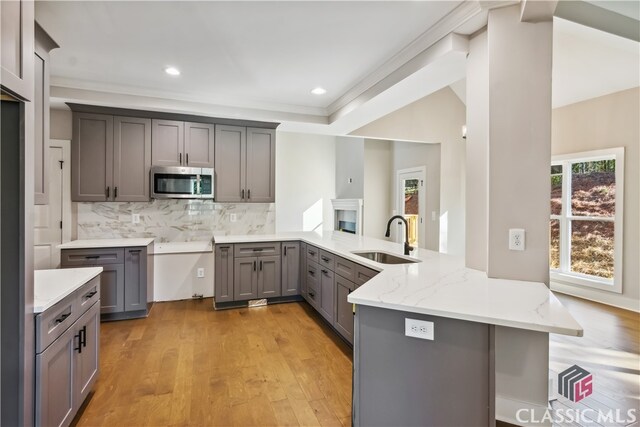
{"left": 233, "top": 255, "right": 281, "bottom": 301}
{"left": 319, "top": 268, "right": 335, "bottom": 323}
{"left": 72, "top": 112, "right": 151, "bottom": 202}
{"left": 61, "top": 245, "right": 151, "bottom": 320}
{"left": 334, "top": 276, "right": 356, "bottom": 344}
{"left": 214, "top": 244, "right": 234, "bottom": 303}
{"left": 282, "top": 242, "right": 300, "bottom": 296}
{"left": 35, "top": 278, "right": 101, "bottom": 427}
{"left": 300, "top": 242, "right": 307, "bottom": 298}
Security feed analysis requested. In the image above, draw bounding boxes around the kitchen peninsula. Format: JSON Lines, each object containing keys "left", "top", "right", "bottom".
{"left": 214, "top": 231, "right": 582, "bottom": 426}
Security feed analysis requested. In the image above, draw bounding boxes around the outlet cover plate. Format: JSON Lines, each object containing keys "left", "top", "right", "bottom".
{"left": 509, "top": 228, "right": 525, "bottom": 251}
{"left": 405, "top": 318, "right": 434, "bottom": 340}
{"left": 197, "top": 268, "right": 205, "bottom": 278}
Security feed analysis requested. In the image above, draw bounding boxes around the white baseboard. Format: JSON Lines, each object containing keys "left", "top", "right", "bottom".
{"left": 496, "top": 396, "right": 551, "bottom": 427}
{"left": 551, "top": 282, "right": 640, "bottom": 313}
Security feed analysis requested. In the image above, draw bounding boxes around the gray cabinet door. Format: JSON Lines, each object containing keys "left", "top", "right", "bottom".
{"left": 35, "top": 324, "right": 75, "bottom": 427}
{"left": 100, "top": 264, "right": 125, "bottom": 314}
{"left": 319, "top": 268, "right": 335, "bottom": 323}
{"left": 74, "top": 302, "right": 100, "bottom": 408}
{"left": 72, "top": 113, "right": 114, "bottom": 202}
{"left": 185, "top": 122, "right": 215, "bottom": 168}
{"left": 300, "top": 243, "right": 307, "bottom": 297}
{"left": 234, "top": 257, "right": 257, "bottom": 301}
{"left": 246, "top": 127, "right": 275, "bottom": 202}
{"left": 281, "top": 242, "right": 300, "bottom": 296}
{"left": 215, "top": 125, "right": 246, "bottom": 202}
{"left": 113, "top": 116, "right": 151, "bottom": 202}
{"left": 257, "top": 255, "right": 281, "bottom": 298}
{"left": 214, "top": 245, "right": 234, "bottom": 303}
{"left": 33, "top": 51, "right": 48, "bottom": 204}
{"left": 0, "top": 0, "right": 34, "bottom": 101}
{"left": 334, "top": 276, "right": 355, "bottom": 344}
{"left": 306, "top": 261, "right": 320, "bottom": 309}
{"left": 124, "top": 247, "right": 147, "bottom": 312}
{"left": 151, "top": 119, "right": 184, "bottom": 166}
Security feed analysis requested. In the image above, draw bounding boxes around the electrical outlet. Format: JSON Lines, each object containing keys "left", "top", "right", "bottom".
{"left": 509, "top": 228, "right": 525, "bottom": 251}
{"left": 197, "top": 268, "right": 205, "bottom": 278}
{"left": 405, "top": 318, "right": 434, "bottom": 340}
{"left": 132, "top": 213, "right": 140, "bottom": 224}
{"left": 230, "top": 213, "right": 237, "bottom": 223}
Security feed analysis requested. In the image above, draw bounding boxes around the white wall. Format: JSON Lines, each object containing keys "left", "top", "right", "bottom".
{"left": 275, "top": 132, "right": 336, "bottom": 232}
{"left": 352, "top": 86, "right": 466, "bottom": 256}
{"left": 551, "top": 87, "right": 640, "bottom": 312}
{"left": 335, "top": 136, "right": 364, "bottom": 199}
{"left": 363, "top": 139, "right": 392, "bottom": 239}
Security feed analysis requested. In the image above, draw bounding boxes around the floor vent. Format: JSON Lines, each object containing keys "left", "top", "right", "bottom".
{"left": 248, "top": 299, "right": 268, "bottom": 307}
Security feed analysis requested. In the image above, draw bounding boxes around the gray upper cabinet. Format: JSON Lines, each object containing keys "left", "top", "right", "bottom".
{"left": 151, "top": 120, "right": 214, "bottom": 168}
{"left": 215, "top": 125, "right": 246, "bottom": 202}
{"left": 113, "top": 117, "right": 151, "bottom": 202}
{"left": 184, "top": 122, "right": 215, "bottom": 167}
{"left": 1, "top": 0, "right": 34, "bottom": 101}
{"left": 33, "top": 23, "right": 58, "bottom": 205}
{"left": 151, "top": 119, "right": 184, "bottom": 167}
{"left": 72, "top": 113, "right": 151, "bottom": 202}
{"left": 215, "top": 125, "right": 275, "bottom": 203}
{"left": 282, "top": 242, "right": 300, "bottom": 297}
{"left": 246, "top": 127, "right": 276, "bottom": 202}
{"left": 72, "top": 113, "right": 114, "bottom": 202}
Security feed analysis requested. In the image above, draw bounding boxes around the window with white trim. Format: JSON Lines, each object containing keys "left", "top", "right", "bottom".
{"left": 550, "top": 148, "right": 624, "bottom": 293}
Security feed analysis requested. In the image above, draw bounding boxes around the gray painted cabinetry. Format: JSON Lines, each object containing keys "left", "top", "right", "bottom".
{"left": 72, "top": 113, "right": 151, "bottom": 202}
{"left": 0, "top": 0, "right": 34, "bottom": 100}
{"left": 61, "top": 245, "right": 152, "bottom": 320}
{"left": 213, "top": 240, "right": 378, "bottom": 346}
{"left": 35, "top": 276, "right": 101, "bottom": 427}
{"left": 215, "top": 125, "right": 275, "bottom": 203}
{"left": 33, "top": 24, "right": 58, "bottom": 205}
{"left": 151, "top": 120, "right": 214, "bottom": 167}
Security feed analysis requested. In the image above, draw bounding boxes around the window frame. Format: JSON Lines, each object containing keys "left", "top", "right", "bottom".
{"left": 550, "top": 147, "right": 624, "bottom": 293}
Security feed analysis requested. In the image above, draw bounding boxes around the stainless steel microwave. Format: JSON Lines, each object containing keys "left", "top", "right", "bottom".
{"left": 150, "top": 166, "right": 214, "bottom": 199}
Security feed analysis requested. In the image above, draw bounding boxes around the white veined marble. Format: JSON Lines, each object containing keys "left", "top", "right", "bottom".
{"left": 58, "top": 238, "right": 154, "bottom": 249}
{"left": 34, "top": 267, "right": 103, "bottom": 313}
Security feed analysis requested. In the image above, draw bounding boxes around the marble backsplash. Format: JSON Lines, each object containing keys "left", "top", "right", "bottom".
{"left": 77, "top": 200, "right": 275, "bottom": 242}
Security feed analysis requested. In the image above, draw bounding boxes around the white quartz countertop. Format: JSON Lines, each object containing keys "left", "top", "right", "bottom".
{"left": 153, "top": 240, "right": 213, "bottom": 254}
{"left": 34, "top": 267, "right": 103, "bottom": 313}
{"left": 214, "top": 231, "right": 583, "bottom": 336}
{"left": 58, "top": 238, "right": 154, "bottom": 249}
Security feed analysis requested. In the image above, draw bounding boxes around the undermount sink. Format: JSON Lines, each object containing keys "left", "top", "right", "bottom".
{"left": 352, "top": 251, "right": 421, "bottom": 265}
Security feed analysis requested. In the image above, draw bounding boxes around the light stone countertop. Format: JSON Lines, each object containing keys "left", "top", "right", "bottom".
{"left": 58, "top": 238, "right": 155, "bottom": 249}
{"left": 34, "top": 267, "right": 103, "bottom": 313}
{"left": 214, "top": 231, "right": 583, "bottom": 336}
{"left": 153, "top": 240, "right": 213, "bottom": 254}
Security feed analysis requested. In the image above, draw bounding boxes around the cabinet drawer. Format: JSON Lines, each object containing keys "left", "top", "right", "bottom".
{"left": 61, "top": 248, "right": 124, "bottom": 266}
{"left": 318, "top": 250, "right": 335, "bottom": 271}
{"left": 35, "top": 293, "right": 78, "bottom": 354}
{"left": 234, "top": 242, "right": 281, "bottom": 258}
{"left": 306, "top": 245, "right": 320, "bottom": 262}
{"left": 75, "top": 275, "right": 100, "bottom": 313}
{"left": 354, "top": 264, "right": 380, "bottom": 287}
{"left": 335, "top": 256, "right": 357, "bottom": 282}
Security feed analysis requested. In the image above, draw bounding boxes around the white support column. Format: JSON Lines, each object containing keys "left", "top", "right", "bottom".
{"left": 466, "top": 4, "right": 554, "bottom": 425}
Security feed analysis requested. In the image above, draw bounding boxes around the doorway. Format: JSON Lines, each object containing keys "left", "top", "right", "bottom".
{"left": 34, "top": 140, "right": 71, "bottom": 269}
{"left": 396, "top": 167, "right": 426, "bottom": 249}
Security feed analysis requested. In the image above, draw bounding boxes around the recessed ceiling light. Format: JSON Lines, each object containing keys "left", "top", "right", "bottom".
{"left": 311, "top": 87, "right": 327, "bottom": 95}
{"left": 164, "top": 66, "right": 180, "bottom": 76}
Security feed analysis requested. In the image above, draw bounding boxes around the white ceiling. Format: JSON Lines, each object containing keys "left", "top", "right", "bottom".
{"left": 36, "top": 1, "right": 462, "bottom": 115}
{"left": 552, "top": 17, "right": 640, "bottom": 107}
{"left": 37, "top": 1, "right": 639, "bottom": 133}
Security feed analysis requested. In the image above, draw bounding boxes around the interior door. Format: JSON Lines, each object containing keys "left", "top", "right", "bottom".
{"left": 34, "top": 146, "right": 63, "bottom": 269}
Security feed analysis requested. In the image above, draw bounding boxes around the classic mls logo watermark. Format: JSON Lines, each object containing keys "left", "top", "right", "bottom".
{"left": 558, "top": 364, "right": 593, "bottom": 402}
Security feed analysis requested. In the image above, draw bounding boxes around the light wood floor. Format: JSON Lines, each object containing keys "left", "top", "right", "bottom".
{"left": 73, "top": 299, "right": 353, "bottom": 427}
{"left": 550, "top": 293, "right": 640, "bottom": 427}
